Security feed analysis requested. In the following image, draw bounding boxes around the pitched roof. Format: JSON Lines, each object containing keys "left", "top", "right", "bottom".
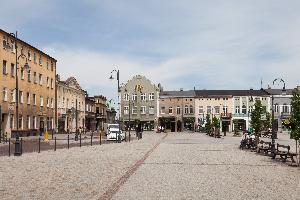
{"left": 160, "top": 90, "right": 195, "bottom": 97}
{"left": 194, "top": 89, "right": 269, "bottom": 97}
{"left": 263, "top": 89, "right": 294, "bottom": 95}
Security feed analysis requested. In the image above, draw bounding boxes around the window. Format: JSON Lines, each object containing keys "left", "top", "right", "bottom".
{"left": 51, "top": 78, "right": 54, "bottom": 89}
{"left": 235, "top": 106, "right": 240, "bottom": 113}
{"left": 28, "top": 50, "right": 31, "bottom": 61}
{"left": 40, "top": 96, "right": 44, "bottom": 107}
{"left": 169, "top": 107, "right": 173, "bottom": 114}
{"left": 27, "top": 70, "right": 31, "bottom": 82}
{"left": 32, "top": 116, "right": 36, "bottom": 129}
{"left": 20, "top": 68, "right": 24, "bottom": 80}
{"left": 33, "top": 94, "right": 36, "bottom": 105}
{"left": 189, "top": 105, "right": 193, "bottom": 113}
{"left": 124, "top": 106, "right": 129, "bottom": 115}
{"left": 11, "top": 89, "right": 16, "bottom": 102}
{"left": 141, "top": 93, "right": 147, "bottom": 101}
{"left": 199, "top": 106, "right": 204, "bottom": 113}
{"left": 27, "top": 92, "right": 30, "bottom": 104}
{"left": 46, "top": 60, "right": 49, "bottom": 69}
{"left": 274, "top": 104, "right": 279, "bottom": 113}
{"left": 20, "top": 46, "right": 24, "bottom": 55}
{"left": 46, "top": 77, "right": 49, "bottom": 87}
{"left": 51, "top": 61, "right": 54, "bottom": 71}
{"left": 11, "top": 40, "right": 15, "bottom": 53}
{"left": 132, "top": 93, "right": 137, "bottom": 101}
{"left": 248, "top": 106, "right": 253, "bottom": 113}
{"left": 26, "top": 115, "right": 30, "bottom": 129}
{"left": 39, "top": 74, "right": 42, "bottom": 85}
{"left": 39, "top": 55, "right": 42, "bottom": 66}
{"left": 223, "top": 106, "right": 228, "bottom": 114}
{"left": 176, "top": 106, "right": 181, "bottom": 114}
{"left": 2, "top": 60, "right": 7, "bottom": 74}
{"left": 242, "top": 105, "right": 246, "bottom": 114}
{"left": 62, "top": 97, "right": 65, "bottom": 107}
{"left": 124, "top": 93, "right": 129, "bottom": 101}
{"left": 207, "top": 106, "right": 212, "bottom": 114}
{"left": 132, "top": 106, "right": 137, "bottom": 114}
{"left": 149, "top": 93, "right": 154, "bottom": 100}
{"left": 2, "top": 87, "right": 7, "bottom": 101}
{"left": 141, "top": 106, "right": 146, "bottom": 114}
{"left": 34, "top": 53, "right": 37, "bottom": 63}
{"left": 149, "top": 106, "right": 155, "bottom": 114}
{"left": 214, "top": 106, "right": 220, "bottom": 114}
{"left": 33, "top": 72, "right": 37, "bottom": 83}
{"left": 19, "top": 91, "right": 24, "bottom": 103}
{"left": 282, "top": 104, "right": 289, "bottom": 113}
{"left": 11, "top": 63, "right": 15, "bottom": 77}
{"left": 185, "top": 105, "right": 189, "bottom": 114}
{"left": 161, "top": 106, "right": 165, "bottom": 114}
{"left": 46, "top": 98, "right": 50, "bottom": 107}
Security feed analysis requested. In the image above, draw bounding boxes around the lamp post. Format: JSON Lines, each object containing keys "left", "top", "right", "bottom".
{"left": 271, "top": 78, "right": 285, "bottom": 155}
{"left": 109, "top": 69, "right": 121, "bottom": 143}
{"left": 10, "top": 31, "right": 30, "bottom": 156}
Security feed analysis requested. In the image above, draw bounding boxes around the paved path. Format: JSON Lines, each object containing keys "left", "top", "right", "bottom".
{"left": 112, "top": 133, "right": 300, "bottom": 200}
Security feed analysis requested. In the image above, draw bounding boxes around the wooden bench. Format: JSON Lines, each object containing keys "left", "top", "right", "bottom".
{"left": 257, "top": 140, "right": 271, "bottom": 155}
{"left": 272, "top": 144, "right": 298, "bottom": 163}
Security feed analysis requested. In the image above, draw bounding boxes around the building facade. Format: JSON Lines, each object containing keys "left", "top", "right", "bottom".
{"left": 0, "top": 29, "right": 57, "bottom": 137}
{"left": 120, "top": 75, "right": 160, "bottom": 130}
{"left": 57, "top": 77, "right": 85, "bottom": 133}
{"left": 159, "top": 90, "right": 195, "bottom": 132}
{"left": 194, "top": 90, "right": 233, "bottom": 132}
{"left": 85, "top": 95, "right": 96, "bottom": 131}
{"left": 94, "top": 95, "right": 107, "bottom": 131}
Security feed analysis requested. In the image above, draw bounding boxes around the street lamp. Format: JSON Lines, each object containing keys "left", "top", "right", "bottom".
{"left": 271, "top": 78, "right": 286, "bottom": 156}
{"left": 10, "top": 31, "right": 30, "bottom": 156}
{"left": 109, "top": 69, "right": 121, "bottom": 143}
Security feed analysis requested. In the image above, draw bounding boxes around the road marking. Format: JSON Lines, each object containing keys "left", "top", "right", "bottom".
{"left": 99, "top": 134, "right": 168, "bottom": 200}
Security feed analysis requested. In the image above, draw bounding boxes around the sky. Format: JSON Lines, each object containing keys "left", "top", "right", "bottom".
{"left": 1, "top": 0, "right": 300, "bottom": 102}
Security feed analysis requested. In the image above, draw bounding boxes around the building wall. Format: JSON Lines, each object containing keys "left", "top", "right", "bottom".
{"left": 120, "top": 75, "right": 159, "bottom": 129}
{"left": 94, "top": 96, "right": 107, "bottom": 131}
{"left": 0, "top": 30, "right": 56, "bottom": 137}
{"left": 57, "top": 78, "right": 85, "bottom": 132}
{"left": 194, "top": 96, "right": 233, "bottom": 128}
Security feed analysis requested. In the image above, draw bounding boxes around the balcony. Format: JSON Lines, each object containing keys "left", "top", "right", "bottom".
{"left": 221, "top": 113, "right": 232, "bottom": 118}
{"left": 232, "top": 113, "right": 248, "bottom": 118}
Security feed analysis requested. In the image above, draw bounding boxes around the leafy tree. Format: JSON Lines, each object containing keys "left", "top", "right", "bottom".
{"left": 232, "top": 119, "right": 240, "bottom": 136}
{"left": 212, "top": 116, "right": 221, "bottom": 137}
{"left": 251, "top": 99, "right": 264, "bottom": 145}
{"left": 263, "top": 112, "right": 272, "bottom": 129}
{"left": 290, "top": 89, "right": 300, "bottom": 165}
{"left": 205, "top": 114, "right": 212, "bottom": 134}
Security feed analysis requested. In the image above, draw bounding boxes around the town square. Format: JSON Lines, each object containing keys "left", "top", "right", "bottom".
{"left": 1, "top": 1, "right": 300, "bottom": 200}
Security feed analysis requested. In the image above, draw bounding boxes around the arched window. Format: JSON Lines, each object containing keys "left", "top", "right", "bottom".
{"left": 184, "top": 105, "right": 189, "bottom": 114}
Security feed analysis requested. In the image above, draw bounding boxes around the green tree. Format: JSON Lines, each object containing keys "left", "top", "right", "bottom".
{"left": 263, "top": 112, "right": 272, "bottom": 129}
{"left": 290, "top": 89, "right": 300, "bottom": 165}
{"left": 232, "top": 119, "right": 240, "bottom": 136}
{"left": 251, "top": 99, "right": 263, "bottom": 145}
{"left": 205, "top": 114, "right": 212, "bottom": 134}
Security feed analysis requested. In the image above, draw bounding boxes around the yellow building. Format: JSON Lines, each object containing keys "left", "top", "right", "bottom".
{"left": 0, "top": 29, "right": 57, "bottom": 137}
{"left": 57, "top": 77, "right": 85, "bottom": 133}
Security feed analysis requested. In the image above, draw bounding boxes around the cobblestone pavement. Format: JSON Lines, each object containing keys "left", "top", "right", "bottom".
{"left": 113, "top": 133, "right": 300, "bottom": 200}
{"left": 0, "top": 132, "right": 299, "bottom": 200}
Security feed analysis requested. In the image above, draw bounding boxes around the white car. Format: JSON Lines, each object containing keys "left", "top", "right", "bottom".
{"left": 107, "top": 129, "right": 125, "bottom": 141}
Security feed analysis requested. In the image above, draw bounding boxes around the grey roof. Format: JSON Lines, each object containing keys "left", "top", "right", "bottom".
{"left": 263, "top": 89, "right": 294, "bottom": 95}
{"left": 160, "top": 90, "right": 196, "bottom": 98}
{"left": 195, "top": 89, "right": 269, "bottom": 97}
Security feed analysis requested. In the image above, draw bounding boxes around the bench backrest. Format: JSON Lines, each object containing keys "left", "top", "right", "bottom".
{"left": 277, "top": 144, "right": 290, "bottom": 152}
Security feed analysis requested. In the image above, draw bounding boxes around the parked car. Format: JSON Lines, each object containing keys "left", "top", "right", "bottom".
{"left": 106, "top": 124, "right": 125, "bottom": 140}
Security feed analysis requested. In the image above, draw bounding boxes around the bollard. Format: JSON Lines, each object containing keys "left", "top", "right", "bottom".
{"left": 38, "top": 137, "right": 41, "bottom": 153}
{"left": 118, "top": 134, "right": 121, "bottom": 143}
{"left": 115, "top": 132, "right": 117, "bottom": 143}
{"left": 8, "top": 138, "right": 10, "bottom": 157}
{"left": 67, "top": 134, "right": 69, "bottom": 149}
{"left": 91, "top": 134, "right": 93, "bottom": 146}
{"left": 54, "top": 137, "right": 56, "bottom": 151}
{"left": 5, "top": 133, "right": 8, "bottom": 143}
{"left": 21, "top": 138, "right": 23, "bottom": 155}
{"left": 79, "top": 134, "right": 81, "bottom": 147}
{"left": 99, "top": 132, "right": 101, "bottom": 145}
{"left": 51, "top": 129, "right": 54, "bottom": 140}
